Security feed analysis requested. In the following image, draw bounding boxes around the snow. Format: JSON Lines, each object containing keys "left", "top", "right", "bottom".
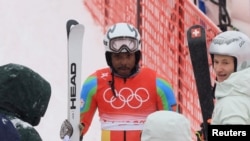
{"left": 2, "top": 1, "right": 250, "bottom": 141}
{"left": 0, "top": 0, "right": 105, "bottom": 140}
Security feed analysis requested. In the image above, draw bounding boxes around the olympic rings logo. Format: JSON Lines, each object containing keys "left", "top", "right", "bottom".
{"left": 103, "top": 87, "right": 150, "bottom": 109}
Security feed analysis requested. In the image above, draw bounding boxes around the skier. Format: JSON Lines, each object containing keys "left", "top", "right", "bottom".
{"left": 0, "top": 63, "right": 51, "bottom": 141}
{"left": 209, "top": 30, "right": 250, "bottom": 125}
{"left": 60, "top": 22, "right": 177, "bottom": 141}
{"left": 141, "top": 110, "right": 192, "bottom": 141}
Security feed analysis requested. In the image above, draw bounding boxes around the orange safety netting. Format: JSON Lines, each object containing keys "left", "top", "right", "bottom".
{"left": 83, "top": 0, "right": 221, "bottom": 140}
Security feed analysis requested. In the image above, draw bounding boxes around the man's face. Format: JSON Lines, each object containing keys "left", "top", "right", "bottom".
{"left": 213, "top": 54, "right": 235, "bottom": 82}
{"left": 111, "top": 52, "right": 136, "bottom": 77}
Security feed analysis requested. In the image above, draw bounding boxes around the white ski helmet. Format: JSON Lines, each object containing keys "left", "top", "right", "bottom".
{"left": 209, "top": 30, "right": 250, "bottom": 72}
{"left": 103, "top": 22, "right": 142, "bottom": 71}
{"left": 103, "top": 22, "right": 141, "bottom": 53}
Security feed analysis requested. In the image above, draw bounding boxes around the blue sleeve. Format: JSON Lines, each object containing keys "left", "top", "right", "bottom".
{"left": 156, "top": 78, "right": 177, "bottom": 110}
{"left": 80, "top": 75, "right": 97, "bottom": 112}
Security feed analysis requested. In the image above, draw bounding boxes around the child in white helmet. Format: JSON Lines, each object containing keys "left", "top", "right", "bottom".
{"left": 209, "top": 30, "right": 250, "bottom": 124}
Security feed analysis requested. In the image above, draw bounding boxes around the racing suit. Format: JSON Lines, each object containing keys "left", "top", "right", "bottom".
{"left": 80, "top": 67, "right": 177, "bottom": 141}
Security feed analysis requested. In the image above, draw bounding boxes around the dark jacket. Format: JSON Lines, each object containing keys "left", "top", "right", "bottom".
{"left": 0, "top": 63, "right": 51, "bottom": 141}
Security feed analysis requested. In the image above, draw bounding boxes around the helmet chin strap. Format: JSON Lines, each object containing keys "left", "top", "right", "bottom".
{"left": 109, "top": 64, "right": 139, "bottom": 98}
{"left": 111, "top": 64, "right": 139, "bottom": 78}
{"left": 105, "top": 51, "right": 141, "bottom": 76}
{"left": 105, "top": 51, "right": 141, "bottom": 97}
{"left": 233, "top": 57, "right": 237, "bottom": 72}
{"left": 109, "top": 71, "right": 116, "bottom": 97}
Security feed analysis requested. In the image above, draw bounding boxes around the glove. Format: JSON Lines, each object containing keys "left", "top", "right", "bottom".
{"left": 60, "top": 119, "right": 73, "bottom": 139}
{"left": 195, "top": 130, "right": 204, "bottom": 141}
{"left": 79, "top": 123, "right": 84, "bottom": 140}
{"left": 195, "top": 119, "right": 211, "bottom": 141}
{"left": 60, "top": 119, "right": 85, "bottom": 141}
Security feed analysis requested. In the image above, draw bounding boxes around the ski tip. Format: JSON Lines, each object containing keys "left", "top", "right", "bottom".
{"left": 67, "top": 19, "right": 79, "bottom": 27}
{"left": 187, "top": 24, "right": 206, "bottom": 42}
{"left": 187, "top": 25, "right": 205, "bottom": 32}
{"left": 66, "top": 19, "right": 79, "bottom": 38}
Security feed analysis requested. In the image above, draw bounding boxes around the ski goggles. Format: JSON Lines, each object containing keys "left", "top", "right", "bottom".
{"left": 109, "top": 37, "right": 139, "bottom": 53}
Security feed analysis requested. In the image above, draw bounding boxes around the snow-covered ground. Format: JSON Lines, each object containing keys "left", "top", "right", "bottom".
{"left": 0, "top": 0, "right": 105, "bottom": 140}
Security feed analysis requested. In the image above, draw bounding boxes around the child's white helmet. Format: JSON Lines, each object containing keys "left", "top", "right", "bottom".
{"left": 103, "top": 22, "right": 141, "bottom": 53}
{"left": 209, "top": 30, "right": 250, "bottom": 71}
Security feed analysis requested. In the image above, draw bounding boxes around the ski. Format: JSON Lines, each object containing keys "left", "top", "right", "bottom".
{"left": 186, "top": 25, "right": 214, "bottom": 140}
{"left": 66, "top": 19, "right": 84, "bottom": 141}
